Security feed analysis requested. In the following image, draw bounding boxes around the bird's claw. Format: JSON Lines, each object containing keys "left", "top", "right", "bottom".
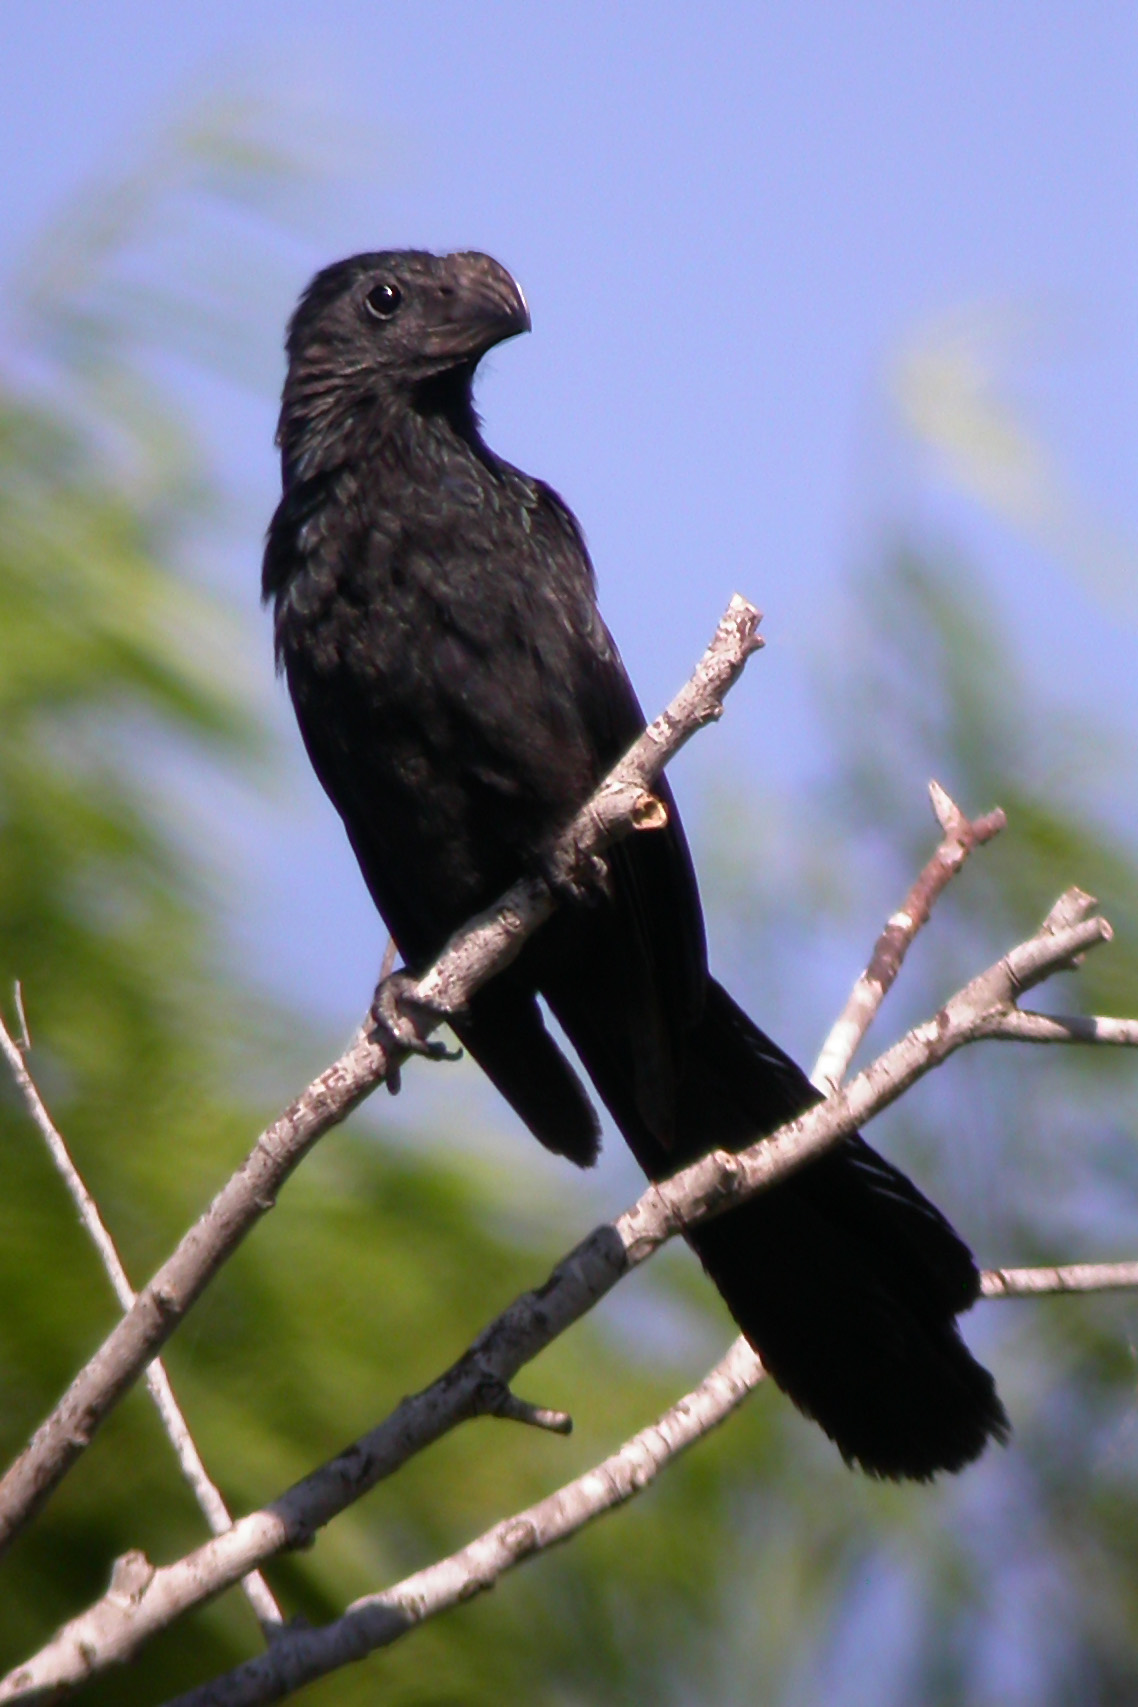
{"left": 538, "top": 849, "right": 612, "bottom": 908}
{"left": 369, "top": 972, "right": 463, "bottom": 1086}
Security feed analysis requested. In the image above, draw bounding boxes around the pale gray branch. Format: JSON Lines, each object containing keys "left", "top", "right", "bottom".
{"left": 812, "top": 781, "right": 1005, "bottom": 1094}
{"left": 4, "top": 886, "right": 1123, "bottom": 1701}
{"left": 159, "top": 1339, "right": 766, "bottom": 1707}
{"left": 0, "top": 594, "right": 764, "bottom": 1564}
{"left": 0, "top": 1011, "right": 283, "bottom": 1636}
{"left": 161, "top": 1243, "right": 1138, "bottom": 1707}
{"left": 981, "top": 1263, "right": 1138, "bottom": 1298}
{"left": 981, "top": 1012, "right": 1138, "bottom": 1046}
{"left": 12, "top": 981, "right": 30, "bottom": 1052}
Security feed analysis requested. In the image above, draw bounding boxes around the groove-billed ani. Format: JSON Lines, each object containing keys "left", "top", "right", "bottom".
{"left": 264, "top": 249, "right": 1008, "bottom": 1479}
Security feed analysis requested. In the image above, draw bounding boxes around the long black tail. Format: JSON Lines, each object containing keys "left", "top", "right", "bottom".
{"left": 458, "top": 966, "right": 1008, "bottom": 1479}
{"left": 665, "top": 980, "right": 1008, "bottom": 1478}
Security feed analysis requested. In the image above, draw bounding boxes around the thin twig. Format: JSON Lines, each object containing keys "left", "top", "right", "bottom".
{"left": 980, "top": 1263, "right": 1138, "bottom": 1298}
{"left": 5, "top": 887, "right": 1127, "bottom": 1698}
{"left": 486, "top": 1387, "right": 573, "bottom": 1435}
{"left": 812, "top": 780, "right": 1005, "bottom": 1094}
{"left": 979, "top": 1012, "right": 1138, "bottom": 1046}
{"left": 12, "top": 981, "right": 30, "bottom": 1053}
{"left": 0, "top": 1011, "right": 284, "bottom": 1636}
{"left": 0, "top": 594, "right": 764, "bottom": 1563}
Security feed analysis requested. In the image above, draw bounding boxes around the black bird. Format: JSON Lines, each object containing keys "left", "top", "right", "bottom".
{"left": 264, "top": 249, "right": 1008, "bottom": 1479}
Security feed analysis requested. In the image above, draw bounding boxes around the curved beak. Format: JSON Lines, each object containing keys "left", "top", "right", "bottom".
{"left": 424, "top": 252, "right": 531, "bottom": 363}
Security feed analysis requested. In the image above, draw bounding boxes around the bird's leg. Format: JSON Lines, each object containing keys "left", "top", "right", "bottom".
{"left": 535, "top": 847, "right": 613, "bottom": 909}
{"left": 369, "top": 971, "right": 463, "bottom": 1094}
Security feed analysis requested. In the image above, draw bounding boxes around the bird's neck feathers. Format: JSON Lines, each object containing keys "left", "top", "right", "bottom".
{"left": 277, "top": 355, "right": 490, "bottom": 489}
{"left": 276, "top": 342, "right": 369, "bottom": 484}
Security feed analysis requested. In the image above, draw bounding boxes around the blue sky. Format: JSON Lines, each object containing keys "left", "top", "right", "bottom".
{"left": 1, "top": 2, "right": 1135, "bottom": 1056}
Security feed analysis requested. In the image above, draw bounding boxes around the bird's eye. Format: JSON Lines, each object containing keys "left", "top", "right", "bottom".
{"left": 364, "top": 281, "right": 403, "bottom": 320}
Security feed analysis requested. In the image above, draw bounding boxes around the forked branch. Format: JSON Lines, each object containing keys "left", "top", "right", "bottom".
{"left": 0, "top": 595, "right": 764, "bottom": 1562}
{"left": 5, "top": 618, "right": 1138, "bottom": 1705}
{"left": 0, "top": 1011, "right": 284, "bottom": 1637}
{"left": 6, "top": 877, "right": 1135, "bottom": 1702}
{"left": 812, "top": 781, "right": 1005, "bottom": 1092}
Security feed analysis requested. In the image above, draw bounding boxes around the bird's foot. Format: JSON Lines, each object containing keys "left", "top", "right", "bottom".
{"left": 369, "top": 971, "right": 462, "bottom": 1094}
{"left": 537, "top": 848, "right": 612, "bottom": 908}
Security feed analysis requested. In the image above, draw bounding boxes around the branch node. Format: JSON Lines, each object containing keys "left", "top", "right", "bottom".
{"left": 631, "top": 792, "right": 669, "bottom": 832}
{"left": 928, "top": 778, "right": 966, "bottom": 836}
{"left": 973, "top": 806, "right": 1008, "bottom": 842}
{"left": 926, "top": 780, "right": 1006, "bottom": 850}
{"left": 813, "top": 785, "right": 1008, "bottom": 1091}
{"left": 11, "top": 983, "right": 30, "bottom": 1053}
{"left": 481, "top": 1378, "right": 573, "bottom": 1435}
{"left": 1042, "top": 887, "right": 1099, "bottom": 934}
{"left": 499, "top": 1516, "right": 540, "bottom": 1557}
{"left": 723, "top": 592, "right": 765, "bottom": 655}
{"left": 108, "top": 1550, "right": 155, "bottom": 1607}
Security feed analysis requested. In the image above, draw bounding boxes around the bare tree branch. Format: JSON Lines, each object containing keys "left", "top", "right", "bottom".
{"left": 485, "top": 1387, "right": 574, "bottom": 1435}
{"left": 6, "top": 884, "right": 1130, "bottom": 1700}
{"left": 980, "top": 1263, "right": 1138, "bottom": 1298}
{"left": 0, "top": 593, "right": 765, "bottom": 1562}
{"left": 812, "top": 780, "right": 1005, "bottom": 1093}
{"left": 979, "top": 1012, "right": 1138, "bottom": 1046}
{"left": 156, "top": 1339, "right": 766, "bottom": 1707}
{"left": 12, "top": 981, "right": 30, "bottom": 1053}
{"left": 148, "top": 1241, "right": 1138, "bottom": 1707}
{"left": 147, "top": 1236, "right": 1138, "bottom": 1707}
{"left": 2, "top": 679, "right": 1133, "bottom": 1707}
{"left": 46, "top": 1246, "right": 1138, "bottom": 1707}
{"left": 0, "top": 1010, "right": 284, "bottom": 1636}
{"left": 155, "top": 815, "right": 1008, "bottom": 1707}
{"left": 154, "top": 1255, "right": 1138, "bottom": 1707}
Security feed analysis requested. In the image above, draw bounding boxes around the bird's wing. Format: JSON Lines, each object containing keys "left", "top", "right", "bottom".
{"left": 521, "top": 479, "right": 710, "bottom": 1149}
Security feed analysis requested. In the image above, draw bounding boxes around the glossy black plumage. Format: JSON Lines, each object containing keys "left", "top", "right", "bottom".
{"left": 264, "top": 249, "right": 1009, "bottom": 1478}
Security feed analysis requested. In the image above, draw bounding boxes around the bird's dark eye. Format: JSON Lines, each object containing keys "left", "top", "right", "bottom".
{"left": 364, "top": 281, "right": 403, "bottom": 320}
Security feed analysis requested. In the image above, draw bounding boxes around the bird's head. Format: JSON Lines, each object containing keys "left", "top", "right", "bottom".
{"left": 280, "top": 248, "right": 528, "bottom": 445}
{"left": 277, "top": 250, "right": 529, "bottom": 478}
{"left": 289, "top": 249, "right": 530, "bottom": 374}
